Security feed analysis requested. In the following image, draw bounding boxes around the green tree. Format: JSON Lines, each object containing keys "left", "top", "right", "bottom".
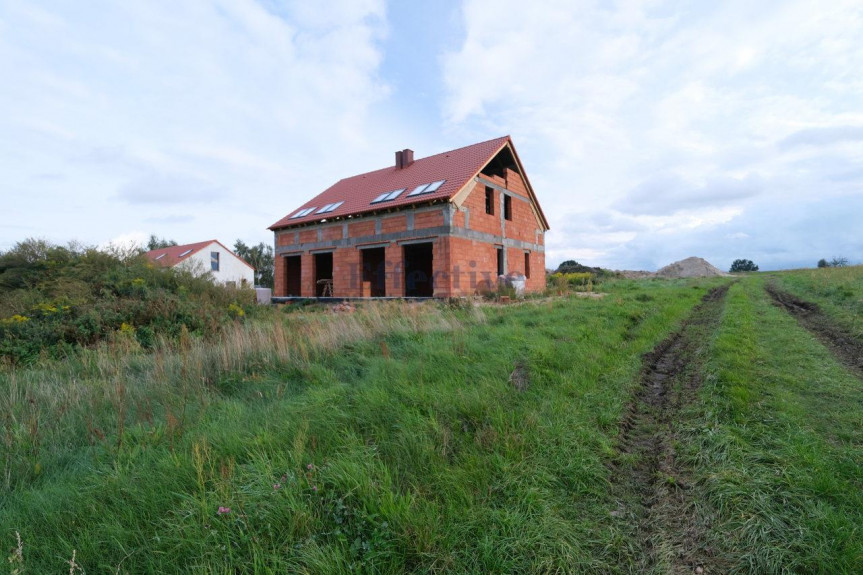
{"left": 233, "top": 240, "right": 274, "bottom": 287}
{"left": 817, "top": 258, "right": 829, "bottom": 268}
{"left": 146, "top": 235, "right": 177, "bottom": 250}
{"left": 0, "top": 238, "right": 75, "bottom": 290}
{"left": 729, "top": 259, "right": 759, "bottom": 273}
{"left": 555, "top": 260, "right": 593, "bottom": 274}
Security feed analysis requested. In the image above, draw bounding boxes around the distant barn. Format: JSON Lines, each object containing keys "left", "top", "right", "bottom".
{"left": 145, "top": 240, "right": 254, "bottom": 287}
{"left": 269, "top": 136, "right": 549, "bottom": 298}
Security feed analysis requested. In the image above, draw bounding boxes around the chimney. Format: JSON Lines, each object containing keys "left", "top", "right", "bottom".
{"left": 395, "top": 149, "right": 414, "bottom": 169}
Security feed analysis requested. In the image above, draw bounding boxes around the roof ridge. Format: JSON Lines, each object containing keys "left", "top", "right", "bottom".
{"left": 334, "top": 136, "right": 510, "bottom": 184}
{"left": 422, "top": 135, "right": 509, "bottom": 159}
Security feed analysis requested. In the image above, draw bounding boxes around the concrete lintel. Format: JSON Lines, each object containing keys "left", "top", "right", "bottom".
{"left": 397, "top": 237, "right": 439, "bottom": 246}
{"left": 274, "top": 225, "right": 544, "bottom": 256}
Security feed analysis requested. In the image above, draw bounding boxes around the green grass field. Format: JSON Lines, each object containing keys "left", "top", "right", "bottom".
{"left": 2, "top": 269, "right": 861, "bottom": 573}
{"left": 768, "top": 265, "right": 863, "bottom": 340}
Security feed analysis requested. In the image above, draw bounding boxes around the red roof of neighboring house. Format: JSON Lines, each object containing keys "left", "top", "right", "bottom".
{"left": 145, "top": 240, "right": 255, "bottom": 270}
{"left": 269, "top": 135, "right": 547, "bottom": 230}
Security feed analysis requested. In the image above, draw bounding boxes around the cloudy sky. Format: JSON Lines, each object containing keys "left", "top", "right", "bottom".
{"left": 1, "top": 0, "right": 861, "bottom": 271}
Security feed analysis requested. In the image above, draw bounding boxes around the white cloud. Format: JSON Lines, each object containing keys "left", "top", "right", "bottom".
{"left": 0, "top": 0, "right": 391, "bottom": 247}
{"left": 443, "top": 0, "right": 863, "bottom": 270}
{"left": 99, "top": 231, "right": 149, "bottom": 252}
{"left": 1, "top": 0, "right": 861, "bottom": 272}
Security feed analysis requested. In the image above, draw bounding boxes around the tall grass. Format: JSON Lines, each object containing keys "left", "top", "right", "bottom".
{"left": 1, "top": 280, "right": 717, "bottom": 573}
{"left": 1, "top": 301, "right": 474, "bottom": 491}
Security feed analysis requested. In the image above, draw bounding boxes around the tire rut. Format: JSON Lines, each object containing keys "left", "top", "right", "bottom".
{"left": 766, "top": 283, "right": 863, "bottom": 377}
{"left": 614, "top": 284, "right": 730, "bottom": 574}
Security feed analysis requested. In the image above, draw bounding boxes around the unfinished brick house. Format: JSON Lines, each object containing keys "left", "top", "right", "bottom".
{"left": 269, "top": 136, "right": 549, "bottom": 298}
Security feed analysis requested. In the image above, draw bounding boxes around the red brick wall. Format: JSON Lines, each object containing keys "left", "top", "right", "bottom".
{"left": 349, "top": 220, "right": 375, "bottom": 238}
{"left": 529, "top": 250, "right": 546, "bottom": 292}
{"left": 504, "top": 168, "right": 530, "bottom": 199}
{"left": 385, "top": 243, "right": 403, "bottom": 296}
{"left": 300, "top": 253, "right": 315, "bottom": 297}
{"left": 322, "top": 225, "right": 343, "bottom": 242}
{"left": 274, "top": 256, "right": 284, "bottom": 295}
{"left": 452, "top": 210, "right": 465, "bottom": 228}
{"left": 506, "top": 247, "right": 546, "bottom": 292}
{"left": 447, "top": 236, "right": 498, "bottom": 296}
{"left": 432, "top": 236, "right": 451, "bottom": 296}
{"left": 299, "top": 229, "right": 317, "bottom": 244}
{"left": 459, "top": 181, "right": 499, "bottom": 236}
{"left": 333, "top": 248, "right": 360, "bottom": 297}
{"left": 447, "top": 171, "right": 546, "bottom": 295}
{"left": 381, "top": 215, "right": 407, "bottom": 234}
{"left": 415, "top": 209, "right": 444, "bottom": 229}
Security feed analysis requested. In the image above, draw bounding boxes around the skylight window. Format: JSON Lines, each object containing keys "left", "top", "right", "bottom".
{"left": 319, "top": 201, "right": 343, "bottom": 213}
{"left": 424, "top": 180, "right": 445, "bottom": 193}
{"left": 371, "top": 189, "right": 405, "bottom": 204}
{"left": 407, "top": 183, "right": 429, "bottom": 196}
{"left": 289, "top": 207, "right": 317, "bottom": 218}
{"left": 178, "top": 249, "right": 193, "bottom": 257}
{"left": 154, "top": 253, "right": 166, "bottom": 260}
{"left": 406, "top": 179, "right": 446, "bottom": 197}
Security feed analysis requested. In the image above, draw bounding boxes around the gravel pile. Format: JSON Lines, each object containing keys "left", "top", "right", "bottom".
{"left": 617, "top": 257, "right": 729, "bottom": 279}
{"left": 655, "top": 257, "right": 730, "bottom": 278}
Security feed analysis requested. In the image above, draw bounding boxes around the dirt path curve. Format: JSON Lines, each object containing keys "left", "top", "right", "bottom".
{"left": 766, "top": 284, "right": 863, "bottom": 377}
{"left": 615, "top": 284, "right": 730, "bottom": 574}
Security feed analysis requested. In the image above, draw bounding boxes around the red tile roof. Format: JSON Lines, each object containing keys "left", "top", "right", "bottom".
{"left": 145, "top": 239, "right": 254, "bottom": 270}
{"left": 269, "top": 136, "right": 516, "bottom": 230}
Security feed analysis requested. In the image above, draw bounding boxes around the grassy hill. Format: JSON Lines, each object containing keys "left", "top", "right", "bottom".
{"left": 2, "top": 267, "right": 862, "bottom": 573}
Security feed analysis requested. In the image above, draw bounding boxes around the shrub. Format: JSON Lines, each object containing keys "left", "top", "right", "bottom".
{"left": 0, "top": 238, "right": 254, "bottom": 364}
{"left": 818, "top": 257, "right": 851, "bottom": 268}
{"left": 548, "top": 272, "right": 594, "bottom": 291}
{"left": 553, "top": 260, "right": 616, "bottom": 280}
{"left": 729, "top": 259, "right": 759, "bottom": 273}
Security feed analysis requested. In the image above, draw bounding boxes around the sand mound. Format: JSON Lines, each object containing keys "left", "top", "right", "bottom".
{"left": 655, "top": 257, "right": 729, "bottom": 278}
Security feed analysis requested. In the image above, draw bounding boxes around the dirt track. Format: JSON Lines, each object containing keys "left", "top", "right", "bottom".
{"left": 766, "top": 284, "right": 863, "bottom": 377}
{"left": 615, "top": 284, "right": 730, "bottom": 574}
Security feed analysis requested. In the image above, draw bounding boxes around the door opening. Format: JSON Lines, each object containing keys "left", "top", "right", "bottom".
{"left": 361, "top": 247, "right": 386, "bottom": 297}
{"left": 314, "top": 252, "right": 333, "bottom": 297}
{"left": 284, "top": 255, "right": 301, "bottom": 296}
{"left": 403, "top": 243, "right": 434, "bottom": 297}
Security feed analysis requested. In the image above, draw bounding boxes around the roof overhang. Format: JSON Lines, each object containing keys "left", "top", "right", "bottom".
{"left": 450, "top": 138, "right": 550, "bottom": 231}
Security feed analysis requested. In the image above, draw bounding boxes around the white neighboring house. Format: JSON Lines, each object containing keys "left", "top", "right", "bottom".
{"left": 145, "top": 240, "right": 255, "bottom": 287}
